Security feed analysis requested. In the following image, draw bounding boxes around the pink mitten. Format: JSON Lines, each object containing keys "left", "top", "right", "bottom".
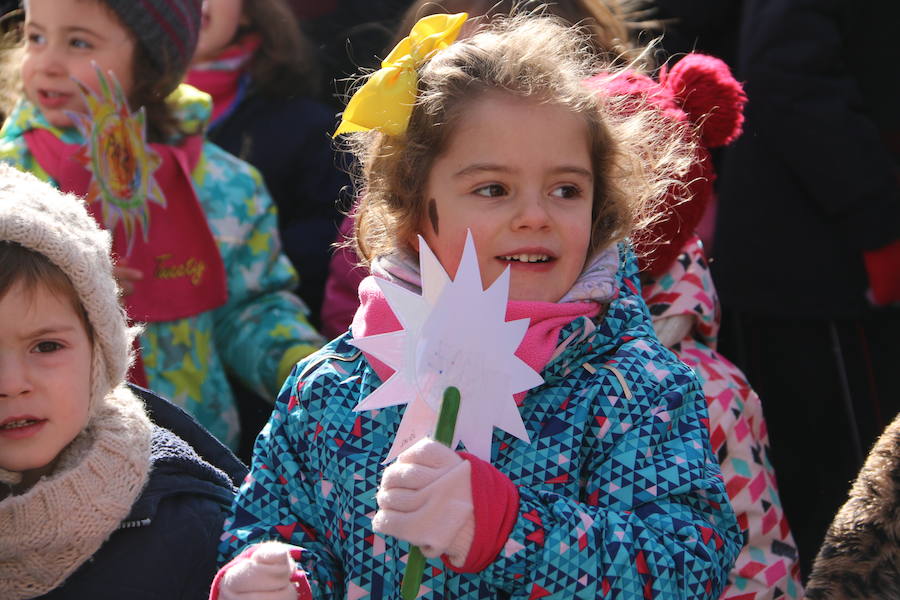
{"left": 210, "top": 542, "right": 312, "bottom": 600}
{"left": 372, "top": 438, "right": 475, "bottom": 566}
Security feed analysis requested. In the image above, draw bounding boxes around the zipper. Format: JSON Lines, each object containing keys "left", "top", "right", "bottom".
{"left": 118, "top": 518, "right": 151, "bottom": 530}
{"left": 298, "top": 350, "right": 362, "bottom": 380}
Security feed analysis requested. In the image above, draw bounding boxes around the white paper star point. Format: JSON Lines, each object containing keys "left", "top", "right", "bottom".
{"left": 350, "top": 230, "right": 543, "bottom": 462}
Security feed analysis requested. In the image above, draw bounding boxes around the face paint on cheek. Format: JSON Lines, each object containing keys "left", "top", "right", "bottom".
{"left": 427, "top": 198, "right": 440, "bottom": 236}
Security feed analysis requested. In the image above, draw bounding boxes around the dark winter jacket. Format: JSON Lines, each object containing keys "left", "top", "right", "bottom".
{"left": 39, "top": 387, "right": 248, "bottom": 599}
{"left": 713, "top": 0, "right": 900, "bottom": 316}
{"left": 207, "top": 86, "right": 351, "bottom": 323}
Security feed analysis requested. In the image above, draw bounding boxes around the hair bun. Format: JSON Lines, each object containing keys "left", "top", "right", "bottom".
{"left": 660, "top": 53, "right": 747, "bottom": 148}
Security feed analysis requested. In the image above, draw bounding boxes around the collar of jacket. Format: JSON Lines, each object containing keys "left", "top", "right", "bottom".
{"left": 0, "top": 84, "right": 213, "bottom": 145}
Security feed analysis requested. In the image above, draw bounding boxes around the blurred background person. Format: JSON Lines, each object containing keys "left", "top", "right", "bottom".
{"left": 712, "top": 0, "right": 900, "bottom": 580}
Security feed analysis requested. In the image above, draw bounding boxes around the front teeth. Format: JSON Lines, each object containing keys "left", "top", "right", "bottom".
{"left": 1, "top": 419, "right": 34, "bottom": 430}
{"left": 500, "top": 254, "right": 550, "bottom": 263}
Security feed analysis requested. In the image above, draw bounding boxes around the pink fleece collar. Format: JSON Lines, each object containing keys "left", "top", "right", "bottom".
{"left": 351, "top": 275, "right": 599, "bottom": 388}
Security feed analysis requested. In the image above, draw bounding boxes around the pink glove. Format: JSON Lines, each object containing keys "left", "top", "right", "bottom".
{"left": 373, "top": 438, "right": 475, "bottom": 566}
{"left": 209, "top": 542, "right": 312, "bottom": 600}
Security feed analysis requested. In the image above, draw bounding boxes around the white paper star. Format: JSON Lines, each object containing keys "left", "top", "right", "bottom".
{"left": 349, "top": 231, "right": 543, "bottom": 462}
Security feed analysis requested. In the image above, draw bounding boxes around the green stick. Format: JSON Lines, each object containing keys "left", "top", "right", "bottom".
{"left": 400, "top": 386, "right": 461, "bottom": 600}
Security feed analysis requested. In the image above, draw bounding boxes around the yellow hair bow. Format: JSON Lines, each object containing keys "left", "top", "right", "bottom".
{"left": 334, "top": 12, "right": 468, "bottom": 137}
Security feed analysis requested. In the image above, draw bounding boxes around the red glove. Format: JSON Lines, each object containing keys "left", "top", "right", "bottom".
{"left": 864, "top": 239, "right": 900, "bottom": 306}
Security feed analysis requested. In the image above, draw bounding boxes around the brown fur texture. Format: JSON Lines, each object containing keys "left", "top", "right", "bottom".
{"left": 805, "top": 412, "right": 900, "bottom": 599}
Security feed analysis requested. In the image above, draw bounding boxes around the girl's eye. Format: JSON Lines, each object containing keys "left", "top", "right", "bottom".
{"left": 26, "top": 32, "right": 45, "bottom": 46}
{"left": 70, "top": 38, "right": 92, "bottom": 50}
{"left": 33, "top": 341, "right": 63, "bottom": 354}
{"left": 474, "top": 184, "right": 507, "bottom": 198}
{"left": 550, "top": 185, "right": 582, "bottom": 199}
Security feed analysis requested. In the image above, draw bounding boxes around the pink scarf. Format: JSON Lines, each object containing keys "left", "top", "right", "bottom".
{"left": 24, "top": 129, "right": 227, "bottom": 324}
{"left": 351, "top": 277, "right": 601, "bottom": 389}
{"left": 186, "top": 35, "right": 261, "bottom": 124}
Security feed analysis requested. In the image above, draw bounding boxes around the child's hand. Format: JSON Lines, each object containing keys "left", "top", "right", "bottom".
{"left": 113, "top": 265, "right": 143, "bottom": 296}
{"left": 372, "top": 438, "right": 474, "bottom": 566}
{"left": 211, "top": 541, "right": 311, "bottom": 600}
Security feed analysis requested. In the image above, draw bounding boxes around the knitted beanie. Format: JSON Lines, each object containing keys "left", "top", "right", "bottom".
{"left": 102, "top": 0, "right": 202, "bottom": 81}
{"left": 0, "top": 164, "right": 136, "bottom": 420}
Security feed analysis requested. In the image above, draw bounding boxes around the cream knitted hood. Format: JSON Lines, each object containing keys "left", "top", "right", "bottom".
{"left": 0, "top": 163, "right": 140, "bottom": 485}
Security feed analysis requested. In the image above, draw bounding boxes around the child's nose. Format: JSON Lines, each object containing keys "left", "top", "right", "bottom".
{"left": 511, "top": 192, "right": 551, "bottom": 230}
{"left": 34, "top": 46, "right": 66, "bottom": 76}
{"left": 0, "top": 354, "right": 30, "bottom": 398}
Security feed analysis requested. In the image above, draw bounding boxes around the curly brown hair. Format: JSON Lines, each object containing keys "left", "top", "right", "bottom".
{"left": 391, "top": 0, "right": 659, "bottom": 66}
{"left": 345, "top": 13, "right": 693, "bottom": 266}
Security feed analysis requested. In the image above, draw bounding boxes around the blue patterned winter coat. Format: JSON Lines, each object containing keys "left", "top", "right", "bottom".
{"left": 220, "top": 248, "right": 742, "bottom": 598}
{"left": 0, "top": 87, "right": 324, "bottom": 449}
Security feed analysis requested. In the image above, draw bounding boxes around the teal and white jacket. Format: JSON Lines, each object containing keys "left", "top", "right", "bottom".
{"left": 0, "top": 86, "right": 324, "bottom": 448}
{"left": 220, "top": 247, "right": 742, "bottom": 599}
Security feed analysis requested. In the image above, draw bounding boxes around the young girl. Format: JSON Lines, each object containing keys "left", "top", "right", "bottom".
{"left": 321, "top": 4, "right": 804, "bottom": 598}
{"left": 212, "top": 13, "right": 742, "bottom": 599}
{"left": 186, "top": 0, "right": 350, "bottom": 327}
{"left": 0, "top": 0, "right": 324, "bottom": 450}
{"left": 0, "top": 163, "right": 246, "bottom": 598}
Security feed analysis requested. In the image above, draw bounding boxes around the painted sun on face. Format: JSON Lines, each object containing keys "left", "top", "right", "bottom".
{"left": 68, "top": 66, "right": 165, "bottom": 256}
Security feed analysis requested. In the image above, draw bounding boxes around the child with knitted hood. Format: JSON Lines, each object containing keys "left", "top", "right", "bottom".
{"left": 0, "top": 163, "right": 247, "bottom": 599}
{"left": 0, "top": 0, "right": 324, "bottom": 451}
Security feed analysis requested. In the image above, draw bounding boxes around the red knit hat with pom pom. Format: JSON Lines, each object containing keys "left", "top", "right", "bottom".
{"left": 589, "top": 54, "right": 746, "bottom": 278}
{"left": 660, "top": 53, "right": 746, "bottom": 148}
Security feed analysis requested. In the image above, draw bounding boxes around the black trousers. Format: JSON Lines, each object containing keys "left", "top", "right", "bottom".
{"left": 717, "top": 305, "right": 900, "bottom": 582}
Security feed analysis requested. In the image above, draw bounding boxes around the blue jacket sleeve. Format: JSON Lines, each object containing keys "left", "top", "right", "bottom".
{"left": 219, "top": 365, "right": 345, "bottom": 599}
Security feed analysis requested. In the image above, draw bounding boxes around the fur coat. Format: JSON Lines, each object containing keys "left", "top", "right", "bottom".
{"left": 805, "top": 413, "right": 900, "bottom": 599}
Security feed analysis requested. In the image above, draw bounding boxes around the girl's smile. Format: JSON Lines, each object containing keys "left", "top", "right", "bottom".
{"left": 34, "top": 89, "right": 73, "bottom": 110}
{"left": 417, "top": 92, "right": 594, "bottom": 303}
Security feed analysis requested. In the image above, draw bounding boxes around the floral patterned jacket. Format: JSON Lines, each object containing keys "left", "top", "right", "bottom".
{"left": 0, "top": 86, "right": 324, "bottom": 448}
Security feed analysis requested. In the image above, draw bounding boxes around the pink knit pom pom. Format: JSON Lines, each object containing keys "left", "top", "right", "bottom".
{"left": 661, "top": 54, "right": 747, "bottom": 147}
